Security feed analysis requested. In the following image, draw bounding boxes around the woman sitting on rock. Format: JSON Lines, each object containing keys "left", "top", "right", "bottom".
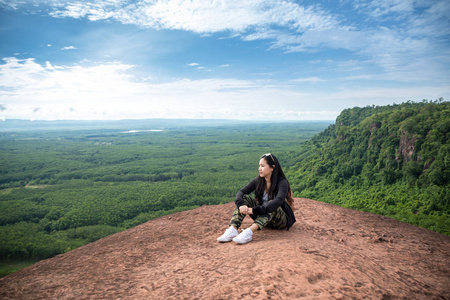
{"left": 217, "top": 153, "right": 296, "bottom": 244}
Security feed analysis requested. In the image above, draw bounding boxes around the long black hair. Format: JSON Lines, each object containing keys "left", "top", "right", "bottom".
{"left": 255, "top": 153, "right": 295, "bottom": 210}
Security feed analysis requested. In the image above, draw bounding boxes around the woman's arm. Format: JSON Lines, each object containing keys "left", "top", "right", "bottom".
{"left": 235, "top": 177, "right": 258, "bottom": 208}
{"left": 252, "top": 178, "right": 288, "bottom": 215}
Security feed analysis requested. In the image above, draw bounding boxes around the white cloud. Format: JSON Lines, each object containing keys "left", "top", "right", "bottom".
{"left": 0, "top": 57, "right": 331, "bottom": 120}
{"left": 49, "top": 0, "right": 339, "bottom": 34}
{"left": 291, "top": 77, "right": 327, "bottom": 83}
{"left": 45, "top": 61, "right": 54, "bottom": 70}
{"left": 186, "top": 63, "right": 211, "bottom": 71}
{"left": 1, "top": 57, "right": 448, "bottom": 121}
{"left": 44, "top": 0, "right": 449, "bottom": 84}
{"left": 61, "top": 46, "right": 77, "bottom": 50}
{"left": 0, "top": 57, "right": 139, "bottom": 119}
{"left": 358, "top": 0, "right": 416, "bottom": 18}
{"left": 0, "top": 57, "right": 46, "bottom": 88}
{"left": 327, "top": 85, "right": 450, "bottom": 105}
{"left": 341, "top": 74, "right": 377, "bottom": 81}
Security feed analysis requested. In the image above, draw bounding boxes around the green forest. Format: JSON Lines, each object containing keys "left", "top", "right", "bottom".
{"left": 1, "top": 99, "right": 449, "bottom": 277}
{"left": 0, "top": 120, "right": 329, "bottom": 276}
{"left": 287, "top": 99, "right": 449, "bottom": 235}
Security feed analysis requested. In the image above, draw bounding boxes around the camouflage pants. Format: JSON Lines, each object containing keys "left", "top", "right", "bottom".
{"left": 230, "top": 195, "right": 287, "bottom": 230}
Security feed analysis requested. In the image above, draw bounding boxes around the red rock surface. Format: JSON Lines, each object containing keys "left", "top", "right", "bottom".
{"left": 1, "top": 198, "right": 449, "bottom": 299}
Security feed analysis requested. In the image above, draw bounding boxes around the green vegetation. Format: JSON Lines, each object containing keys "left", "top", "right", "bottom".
{"left": 0, "top": 120, "right": 329, "bottom": 276}
{"left": 2, "top": 100, "right": 448, "bottom": 277}
{"left": 287, "top": 99, "right": 449, "bottom": 235}
{"left": 0, "top": 258, "right": 41, "bottom": 278}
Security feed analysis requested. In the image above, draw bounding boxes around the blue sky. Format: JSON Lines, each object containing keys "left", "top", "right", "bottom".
{"left": 0, "top": 0, "right": 449, "bottom": 121}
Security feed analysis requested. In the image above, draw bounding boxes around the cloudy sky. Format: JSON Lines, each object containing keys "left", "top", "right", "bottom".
{"left": 1, "top": 0, "right": 449, "bottom": 121}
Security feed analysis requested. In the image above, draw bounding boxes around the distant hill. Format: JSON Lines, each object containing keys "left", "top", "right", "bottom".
{"left": 287, "top": 99, "right": 449, "bottom": 234}
{"left": 0, "top": 118, "right": 328, "bottom": 132}
{"left": 0, "top": 199, "right": 449, "bottom": 299}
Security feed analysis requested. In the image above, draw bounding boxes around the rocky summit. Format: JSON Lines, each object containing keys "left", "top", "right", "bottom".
{"left": 1, "top": 198, "right": 449, "bottom": 299}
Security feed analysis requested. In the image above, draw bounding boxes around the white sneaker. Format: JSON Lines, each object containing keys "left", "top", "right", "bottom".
{"left": 232, "top": 228, "right": 253, "bottom": 244}
{"left": 217, "top": 226, "right": 238, "bottom": 242}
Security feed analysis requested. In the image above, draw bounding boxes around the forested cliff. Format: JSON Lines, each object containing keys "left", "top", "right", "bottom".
{"left": 287, "top": 99, "right": 449, "bottom": 234}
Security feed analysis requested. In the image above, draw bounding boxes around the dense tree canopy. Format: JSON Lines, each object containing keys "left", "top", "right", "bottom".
{"left": 287, "top": 99, "right": 449, "bottom": 234}
{"left": 0, "top": 121, "right": 328, "bottom": 276}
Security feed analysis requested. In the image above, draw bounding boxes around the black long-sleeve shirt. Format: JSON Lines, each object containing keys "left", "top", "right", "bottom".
{"left": 235, "top": 176, "right": 296, "bottom": 230}
{"left": 235, "top": 177, "right": 289, "bottom": 216}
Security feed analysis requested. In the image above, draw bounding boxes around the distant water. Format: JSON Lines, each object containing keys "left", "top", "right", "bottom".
{"left": 120, "top": 130, "right": 163, "bottom": 133}
{"left": 0, "top": 119, "right": 334, "bottom": 132}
